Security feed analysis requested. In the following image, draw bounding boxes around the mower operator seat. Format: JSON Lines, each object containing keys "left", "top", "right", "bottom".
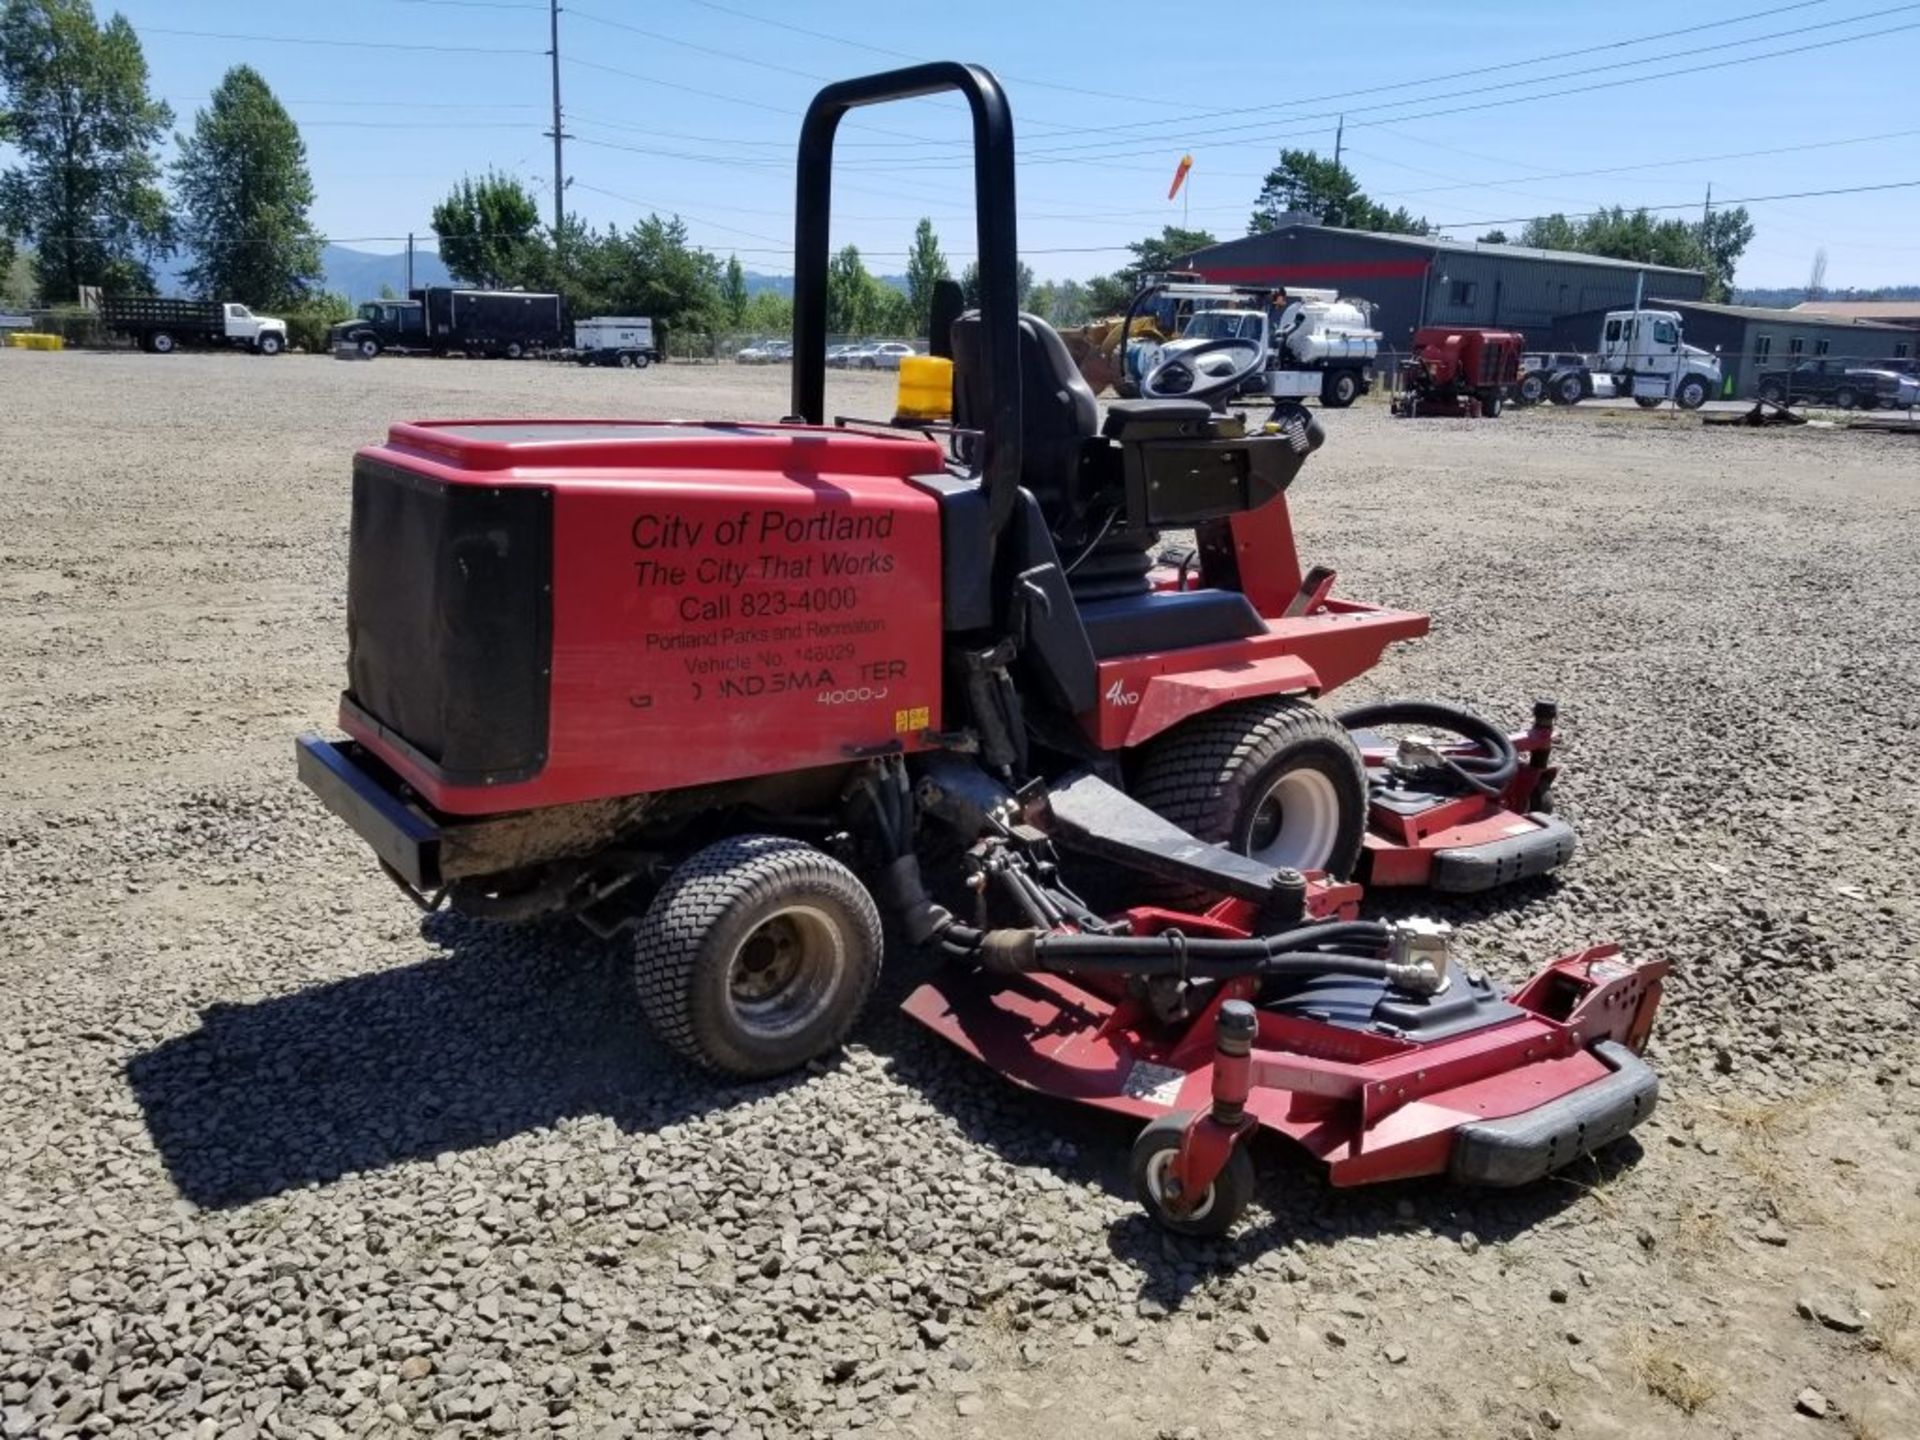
{"left": 948, "top": 309, "right": 1270, "bottom": 668}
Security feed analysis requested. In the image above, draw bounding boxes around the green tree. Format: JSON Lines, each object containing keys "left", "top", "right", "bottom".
{"left": 430, "top": 172, "right": 544, "bottom": 289}
{"left": 1696, "top": 206, "right": 1754, "bottom": 302}
{"left": 1248, "top": 149, "right": 1427, "bottom": 236}
{"left": 903, "top": 217, "right": 949, "bottom": 333}
{"left": 172, "top": 65, "right": 324, "bottom": 307}
{"left": 604, "top": 213, "right": 722, "bottom": 337}
{"left": 1027, "top": 278, "right": 1094, "bottom": 328}
{"left": 957, "top": 257, "right": 1035, "bottom": 311}
{"left": 741, "top": 288, "right": 792, "bottom": 335}
{"left": 1479, "top": 229, "right": 1509, "bottom": 244}
{"left": 1515, "top": 205, "right": 1751, "bottom": 301}
{"left": 1084, "top": 226, "right": 1218, "bottom": 314}
{"left": 829, "top": 243, "right": 883, "bottom": 333}
{"left": 0, "top": 0, "right": 173, "bottom": 301}
{"left": 721, "top": 252, "right": 748, "bottom": 328}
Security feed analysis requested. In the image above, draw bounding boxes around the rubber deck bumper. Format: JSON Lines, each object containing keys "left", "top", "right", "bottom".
{"left": 1450, "top": 1040, "right": 1659, "bottom": 1187}
{"left": 1430, "top": 814, "right": 1577, "bottom": 893}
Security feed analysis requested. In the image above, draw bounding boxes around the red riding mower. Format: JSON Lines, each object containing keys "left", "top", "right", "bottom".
{"left": 297, "top": 64, "right": 1665, "bottom": 1236}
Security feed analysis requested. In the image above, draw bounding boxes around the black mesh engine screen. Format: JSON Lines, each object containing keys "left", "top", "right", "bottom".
{"left": 346, "top": 457, "right": 553, "bottom": 785}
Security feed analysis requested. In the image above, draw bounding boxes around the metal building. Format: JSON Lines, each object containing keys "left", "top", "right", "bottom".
{"left": 1544, "top": 298, "right": 1916, "bottom": 398}
{"left": 1182, "top": 224, "right": 1707, "bottom": 349}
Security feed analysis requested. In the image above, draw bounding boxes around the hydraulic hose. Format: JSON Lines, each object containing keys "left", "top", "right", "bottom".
{"left": 1335, "top": 699, "right": 1519, "bottom": 798}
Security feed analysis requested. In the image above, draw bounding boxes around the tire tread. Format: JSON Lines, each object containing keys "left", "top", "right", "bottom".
{"left": 632, "top": 835, "right": 881, "bottom": 1078}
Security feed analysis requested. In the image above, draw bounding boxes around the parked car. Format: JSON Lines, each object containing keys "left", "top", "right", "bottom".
{"left": 832, "top": 342, "right": 877, "bottom": 368}
{"left": 825, "top": 343, "right": 860, "bottom": 368}
{"left": 1756, "top": 360, "right": 1919, "bottom": 409}
{"left": 735, "top": 341, "right": 788, "bottom": 365}
{"left": 859, "top": 341, "right": 917, "bottom": 370}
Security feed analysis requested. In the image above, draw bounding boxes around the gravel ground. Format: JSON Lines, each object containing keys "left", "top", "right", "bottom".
{"left": 2, "top": 349, "right": 1916, "bottom": 1440}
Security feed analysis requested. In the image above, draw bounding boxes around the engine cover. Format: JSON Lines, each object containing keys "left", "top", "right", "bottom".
{"left": 341, "top": 420, "right": 947, "bottom": 815}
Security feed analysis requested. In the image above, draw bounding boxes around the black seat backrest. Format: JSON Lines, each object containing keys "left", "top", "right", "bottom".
{"left": 951, "top": 310, "right": 1099, "bottom": 530}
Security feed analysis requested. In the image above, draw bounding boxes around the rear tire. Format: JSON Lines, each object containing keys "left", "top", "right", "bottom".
{"left": 634, "top": 352, "right": 651, "bottom": 368}
{"left": 1517, "top": 373, "right": 1545, "bottom": 406}
{"left": 1321, "top": 369, "right": 1360, "bottom": 408}
{"left": 1552, "top": 372, "right": 1584, "bottom": 405}
{"left": 1482, "top": 391, "right": 1504, "bottom": 418}
{"left": 617, "top": 352, "right": 636, "bottom": 368}
{"left": 151, "top": 330, "right": 176, "bottom": 355}
{"left": 1133, "top": 695, "right": 1366, "bottom": 897}
{"left": 1835, "top": 386, "right": 1858, "bottom": 410}
{"left": 632, "top": 835, "right": 883, "bottom": 1080}
{"left": 1635, "top": 395, "right": 1663, "bottom": 409}
{"left": 1758, "top": 380, "right": 1786, "bottom": 405}
{"left": 505, "top": 341, "right": 525, "bottom": 360}
{"left": 1131, "top": 1112, "right": 1254, "bottom": 1238}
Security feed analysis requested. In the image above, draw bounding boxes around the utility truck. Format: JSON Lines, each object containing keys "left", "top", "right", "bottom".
{"left": 573, "top": 316, "right": 659, "bottom": 368}
{"left": 101, "top": 297, "right": 288, "bottom": 355}
{"left": 1531, "top": 307, "right": 1721, "bottom": 409}
{"left": 1122, "top": 278, "right": 1382, "bottom": 408}
{"left": 329, "top": 286, "right": 566, "bottom": 359}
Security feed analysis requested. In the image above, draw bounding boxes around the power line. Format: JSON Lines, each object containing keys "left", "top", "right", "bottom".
{"left": 832, "top": 11, "right": 1920, "bottom": 172}
{"left": 139, "top": 26, "right": 541, "bottom": 55}
{"left": 661, "top": 0, "right": 1196, "bottom": 111}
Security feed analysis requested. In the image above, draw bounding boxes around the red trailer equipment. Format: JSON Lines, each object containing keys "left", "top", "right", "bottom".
{"left": 1393, "top": 326, "right": 1525, "bottom": 418}
{"left": 296, "top": 64, "right": 1663, "bottom": 1236}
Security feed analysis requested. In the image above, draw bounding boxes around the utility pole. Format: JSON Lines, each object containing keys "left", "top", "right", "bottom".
{"left": 1702, "top": 182, "right": 1712, "bottom": 228}
{"left": 1333, "top": 114, "right": 1344, "bottom": 170}
{"left": 406, "top": 232, "right": 415, "bottom": 293}
{"left": 548, "top": 0, "right": 566, "bottom": 264}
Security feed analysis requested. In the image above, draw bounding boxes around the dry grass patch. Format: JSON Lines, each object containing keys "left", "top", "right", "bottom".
{"left": 1632, "top": 1340, "right": 1719, "bottom": 1415}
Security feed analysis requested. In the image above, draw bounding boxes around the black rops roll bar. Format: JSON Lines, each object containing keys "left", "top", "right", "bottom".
{"left": 791, "top": 63, "right": 1022, "bottom": 536}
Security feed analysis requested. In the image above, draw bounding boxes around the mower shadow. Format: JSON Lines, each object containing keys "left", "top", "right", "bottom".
{"left": 125, "top": 910, "right": 794, "bottom": 1209}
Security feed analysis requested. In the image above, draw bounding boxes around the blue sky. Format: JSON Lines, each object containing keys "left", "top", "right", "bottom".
{"left": 37, "top": 0, "right": 1920, "bottom": 287}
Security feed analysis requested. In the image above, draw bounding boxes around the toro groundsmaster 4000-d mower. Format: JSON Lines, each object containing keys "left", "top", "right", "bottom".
{"left": 297, "top": 64, "right": 1665, "bottom": 1235}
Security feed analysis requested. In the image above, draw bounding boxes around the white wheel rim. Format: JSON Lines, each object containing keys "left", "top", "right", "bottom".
{"left": 1246, "top": 767, "right": 1342, "bottom": 871}
{"left": 1144, "top": 1147, "right": 1216, "bottom": 1222}
{"left": 725, "top": 903, "right": 846, "bottom": 1041}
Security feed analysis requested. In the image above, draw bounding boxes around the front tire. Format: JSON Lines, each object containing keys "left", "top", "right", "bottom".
{"left": 357, "top": 336, "right": 381, "bottom": 360}
{"left": 1675, "top": 374, "right": 1710, "bottom": 409}
{"left": 632, "top": 836, "right": 883, "bottom": 1080}
{"left": 1482, "top": 390, "right": 1504, "bottom": 418}
{"left": 257, "top": 332, "right": 284, "bottom": 357}
{"left": 1834, "top": 386, "right": 1858, "bottom": 410}
{"left": 1758, "top": 380, "right": 1786, "bottom": 405}
{"left": 1133, "top": 695, "right": 1367, "bottom": 892}
{"left": 505, "top": 341, "right": 525, "bottom": 360}
{"left": 1131, "top": 1112, "right": 1254, "bottom": 1238}
{"left": 1321, "top": 369, "right": 1360, "bottom": 408}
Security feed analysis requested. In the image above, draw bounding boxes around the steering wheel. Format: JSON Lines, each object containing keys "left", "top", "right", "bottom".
{"left": 1140, "top": 336, "right": 1268, "bottom": 404}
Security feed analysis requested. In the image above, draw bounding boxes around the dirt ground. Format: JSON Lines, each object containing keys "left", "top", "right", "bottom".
{"left": 1, "top": 348, "right": 1916, "bottom": 1440}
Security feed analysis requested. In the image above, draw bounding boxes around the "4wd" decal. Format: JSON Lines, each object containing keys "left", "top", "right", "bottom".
{"left": 1104, "top": 678, "right": 1140, "bottom": 707}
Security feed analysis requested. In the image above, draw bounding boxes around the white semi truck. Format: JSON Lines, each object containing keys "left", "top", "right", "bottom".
{"left": 1519, "top": 307, "right": 1722, "bottom": 410}
{"left": 1124, "top": 279, "right": 1382, "bottom": 408}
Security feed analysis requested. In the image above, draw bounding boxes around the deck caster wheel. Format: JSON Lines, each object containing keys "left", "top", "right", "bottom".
{"left": 633, "top": 835, "right": 882, "bottom": 1080}
{"left": 1134, "top": 695, "right": 1366, "bottom": 899}
{"left": 1131, "top": 1112, "right": 1255, "bottom": 1238}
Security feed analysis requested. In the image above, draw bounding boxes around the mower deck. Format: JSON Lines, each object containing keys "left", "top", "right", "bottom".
{"left": 904, "top": 929, "right": 1666, "bottom": 1193}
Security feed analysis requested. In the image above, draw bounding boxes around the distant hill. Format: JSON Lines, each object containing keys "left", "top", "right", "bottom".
{"left": 1734, "top": 284, "right": 1920, "bottom": 307}
{"left": 322, "top": 244, "right": 453, "bottom": 301}
{"left": 151, "top": 244, "right": 453, "bottom": 302}
{"left": 741, "top": 270, "right": 907, "bottom": 297}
